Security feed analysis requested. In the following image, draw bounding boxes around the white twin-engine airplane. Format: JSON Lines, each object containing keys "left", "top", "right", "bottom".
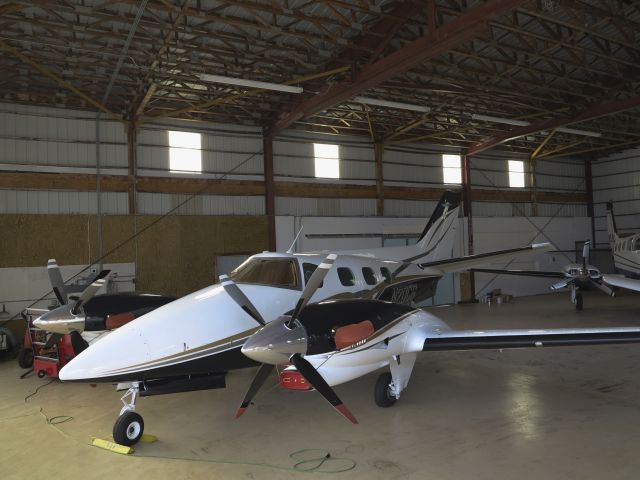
{"left": 602, "top": 202, "right": 640, "bottom": 292}
{"left": 237, "top": 255, "right": 640, "bottom": 426}
{"left": 58, "top": 191, "right": 551, "bottom": 445}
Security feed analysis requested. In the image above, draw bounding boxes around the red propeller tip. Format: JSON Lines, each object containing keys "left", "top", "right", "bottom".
{"left": 235, "top": 407, "right": 247, "bottom": 419}
{"left": 335, "top": 404, "right": 358, "bottom": 424}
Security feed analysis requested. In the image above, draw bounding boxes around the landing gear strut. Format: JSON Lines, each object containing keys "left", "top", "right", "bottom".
{"left": 374, "top": 353, "right": 417, "bottom": 408}
{"left": 113, "top": 383, "right": 144, "bottom": 446}
{"left": 571, "top": 285, "right": 583, "bottom": 311}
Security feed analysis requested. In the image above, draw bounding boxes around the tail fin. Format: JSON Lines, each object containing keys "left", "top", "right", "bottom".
{"left": 415, "top": 190, "right": 461, "bottom": 252}
{"left": 606, "top": 201, "right": 619, "bottom": 245}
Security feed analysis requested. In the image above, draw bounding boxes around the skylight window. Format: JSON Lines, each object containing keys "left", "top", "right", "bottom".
{"left": 508, "top": 160, "right": 525, "bottom": 188}
{"left": 314, "top": 143, "right": 340, "bottom": 179}
{"left": 169, "top": 130, "right": 202, "bottom": 173}
{"left": 442, "top": 154, "right": 461, "bottom": 184}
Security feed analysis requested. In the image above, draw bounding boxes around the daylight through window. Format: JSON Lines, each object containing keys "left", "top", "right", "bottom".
{"left": 442, "top": 154, "right": 461, "bottom": 184}
{"left": 314, "top": 143, "right": 340, "bottom": 179}
{"left": 508, "top": 160, "right": 525, "bottom": 188}
{"left": 169, "top": 131, "right": 202, "bottom": 173}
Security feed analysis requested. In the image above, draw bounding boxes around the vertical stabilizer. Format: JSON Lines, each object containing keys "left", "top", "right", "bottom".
{"left": 606, "top": 201, "right": 619, "bottom": 246}
{"left": 414, "top": 190, "right": 461, "bottom": 256}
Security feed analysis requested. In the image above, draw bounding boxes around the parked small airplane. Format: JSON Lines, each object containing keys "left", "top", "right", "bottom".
{"left": 602, "top": 201, "right": 640, "bottom": 292}
{"left": 471, "top": 241, "right": 613, "bottom": 310}
{"left": 58, "top": 191, "right": 550, "bottom": 445}
{"left": 31, "top": 259, "right": 175, "bottom": 351}
{"left": 236, "top": 257, "right": 640, "bottom": 424}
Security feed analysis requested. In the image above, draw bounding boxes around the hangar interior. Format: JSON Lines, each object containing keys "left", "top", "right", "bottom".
{"left": 1, "top": 0, "right": 640, "bottom": 478}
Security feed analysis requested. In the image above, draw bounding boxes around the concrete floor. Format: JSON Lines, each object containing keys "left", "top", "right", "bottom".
{"left": 2, "top": 290, "right": 640, "bottom": 479}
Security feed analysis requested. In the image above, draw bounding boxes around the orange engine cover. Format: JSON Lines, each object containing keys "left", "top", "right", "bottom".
{"left": 279, "top": 369, "right": 311, "bottom": 390}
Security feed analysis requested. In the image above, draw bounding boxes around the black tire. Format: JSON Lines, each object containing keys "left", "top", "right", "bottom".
{"left": 113, "top": 411, "right": 144, "bottom": 446}
{"left": 17, "top": 346, "right": 34, "bottom": 368}
{"left": 576, "top": 293, "right": 583, "bottom": 311}
{"left": 374, "top": 372, "right": 397, "bottom": 408}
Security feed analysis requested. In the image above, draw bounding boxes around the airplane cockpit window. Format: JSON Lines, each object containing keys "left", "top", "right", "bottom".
{"left": 362, "top": 267, "right": 377, "bottom": 285}
{"left": 229, "top": 258, "right": 299, "bottom": 289}
{"left": 569, "top": 268, "right": 579, "bottom": 275}
{"left": 632, "top": 238, "right": 640, "bottom": 252}
{"left": 589, "top": 269, "right": 599, "bottom": 277}
{"left": 338, "top": 267, "right": 356, "bottom": 286}
{"left": 302, "top": 262, "right": 323, "bottom": 288}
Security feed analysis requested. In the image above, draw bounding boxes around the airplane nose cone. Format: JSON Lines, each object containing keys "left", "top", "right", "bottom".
{"left": 241, "top": 317, "right": 308, "bottom": 365}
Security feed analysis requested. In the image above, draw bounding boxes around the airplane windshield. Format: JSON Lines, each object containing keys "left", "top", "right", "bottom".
{"left": 229, "top": 258, "right": 300, "bottom": 289}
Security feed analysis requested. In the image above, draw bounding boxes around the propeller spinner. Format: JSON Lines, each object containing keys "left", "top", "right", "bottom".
{"left": 228, "top": 254, "right": 357, "bottom": 424}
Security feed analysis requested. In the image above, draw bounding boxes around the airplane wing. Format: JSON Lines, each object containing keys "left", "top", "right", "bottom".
{"left": 603, "top": 274, "right": 640, "bottom": 293}
{"left": 421, "top": 325, "right": 640, "bottom": 351}
{"left": 418, "top": 243, "right": 551, "bottom": 274}
{"left": 470, "top": 268, "right": 565, "bottom": 279}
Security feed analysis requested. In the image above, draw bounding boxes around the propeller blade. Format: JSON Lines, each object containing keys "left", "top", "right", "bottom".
{"left": 235, "top": 364, "right": 274, "bottom": 418}
{"left": 219, "top": 275, "right": 265, "bottom": 326}
{"left": 71, "top": 271, "right": 110, "bottom": 315}
{"left": 290, "top": 353, "right": 357, "bottom": 424}
{"left": 288, "top": 254, "right": 337, "bottom": 327}
{"left": 582, "top": 241, "right": 590, "bottom": 270}
{"left": 550, "top": 278, "right": 572, "bottom": 291}
{"left": 47, "top": 259, "right": 68, "bottom": 305}
{"left": 591, "top": 280, "right": 614, "bottom": 296}
{"left": 43, "top": 333, "right": 63, "bottom": 349}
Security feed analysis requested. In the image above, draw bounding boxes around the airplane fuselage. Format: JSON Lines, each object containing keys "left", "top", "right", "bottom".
{"left": 59, "top": 253, "right": 441, "bottom": 383}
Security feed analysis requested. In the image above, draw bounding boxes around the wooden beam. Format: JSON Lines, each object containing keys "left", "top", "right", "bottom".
{"left": 374, "top": 143, "right": 384, "bottom": 215}
{"left": 263, "top": 136, "right": 276, "bottom": 251}
{"left": 0, "top": 171, "right": 586, "bottom": 204}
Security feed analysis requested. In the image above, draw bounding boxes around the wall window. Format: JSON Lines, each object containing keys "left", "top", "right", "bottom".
{"left": 442, "top": 154, "right": 461, "bottom": 184}
{"left": 169, "top": 130, "right": 202, "bottom": 173}
{"left": 314, "top": 143, "right": 340, "bottom": 179}
{"left": 508, "top": 160, "right": 525, "bottom": 188}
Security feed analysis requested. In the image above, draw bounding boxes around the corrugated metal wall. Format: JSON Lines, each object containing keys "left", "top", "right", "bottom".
{"left": 592, "top": 147, "right": 640, "bottom": 247}
{"left": 0, "top": 102, "right": 587, "bottom": 220}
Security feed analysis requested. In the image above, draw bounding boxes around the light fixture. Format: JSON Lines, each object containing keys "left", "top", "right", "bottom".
{"left": 353, "top": 96, "right": 430, "bottom": 113}
{"left": 198, "top": 73, "right": 303, "bottom": 94}
{"left": 471, "top": 113, "right": 602, "bottom": 138}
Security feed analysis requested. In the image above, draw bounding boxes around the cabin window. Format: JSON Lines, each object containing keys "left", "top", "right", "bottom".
{"left": 229, "top": 258, "right": 299, "bottom": 289}
{"left": 632, "top": 238, "right": 640, "bottom": 251}
{"left": 380, "top": 267, "right": 392, "bottom": 282}
{"left": 302, "top": 262, "right": 323, "bottom": 288}
{"left": 168, "top": 130, "right": 202, "bottom": 173}
{"left": 337, "top": 267, "right": 356, "bottom": 286}
{"left": 362, "top": 267, "right": 377, "bottom": 285}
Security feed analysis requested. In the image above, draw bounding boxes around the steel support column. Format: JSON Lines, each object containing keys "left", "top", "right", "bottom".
{"left": 263, "top": 136, "right": 276, "bottom": 251}
{"left": 585, "top": 157, "right": 596, "bottom": 245}
{"left": 127, "top": 122, "right": 138, "bottom": 215}
{"left": 462, "top": 155, "right": 475, "bottom": 301}
{"left": 374, "top": 143, "right": 384, "bottom": 216}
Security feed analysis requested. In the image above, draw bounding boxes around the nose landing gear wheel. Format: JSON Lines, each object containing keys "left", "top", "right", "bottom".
{"left": 113, "top": 411, "right": 144, "bottom": 446}
{"left": 374, "top": 372, "right": 397, "bottom": 408}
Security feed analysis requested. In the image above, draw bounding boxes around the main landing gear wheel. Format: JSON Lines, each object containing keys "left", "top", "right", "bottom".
{"left": 575, "top": 293, "right": 583, "bottom": 311}
{"left": 374, "top": 372, "right": 397, "bottom": 408}
{"left": 17, "top": 346, "right": 34, "bottom": 368}
{"left": 113, "top": 411, "right": 144, "bottom": 446}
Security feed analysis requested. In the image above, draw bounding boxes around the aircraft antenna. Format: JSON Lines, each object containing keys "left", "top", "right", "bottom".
{"left": 287, "top": 225, "right": 304, "bottom": 254}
